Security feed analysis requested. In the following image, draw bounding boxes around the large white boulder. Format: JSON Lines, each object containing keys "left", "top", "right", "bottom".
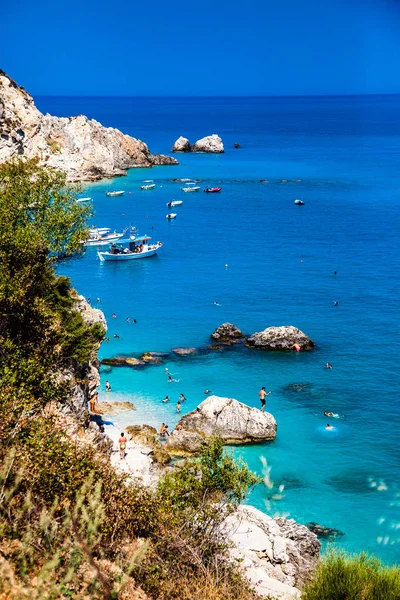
{"left": 224, "top": 505, "right": 320, "bottom": 598}
{"left": 171, "top": 136, "right": 191, "bottom": 152}
{"left": 246, "top": 326, "right": 314, "bottom": 352}
{"left": 191, "top": 134, "right": 224, "bottom": 153}
{"left": 178, "top": 395, "right": 277, "bottom": 443}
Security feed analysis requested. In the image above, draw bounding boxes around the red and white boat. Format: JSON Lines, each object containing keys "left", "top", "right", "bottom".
{"left": 204, "top": 187, "right": 221, "bottom": 193}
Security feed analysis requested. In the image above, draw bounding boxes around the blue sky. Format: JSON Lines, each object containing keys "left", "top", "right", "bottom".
{"left": 3, "top": 0, "right": 400, "bottom": 96}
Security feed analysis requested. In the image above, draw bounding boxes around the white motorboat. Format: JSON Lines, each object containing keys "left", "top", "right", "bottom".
{"left": 166, "top": 213, "right": 177, "bottom": 220}
{"left": 140, "top": 180, "right": 156, "bottom": 190}
{"left": 97, "top": 235, "right": 162, "bottom": 261}
{"left": 166, "top": 200, "right": 183, "bottom": 207}
{"left": 106, "top": 190, "right": 124, "bottom": 197}
{"left": 181, "top": 182, "right": 200, "bottom": 192}
{"left": 294, "top": 199, "right": 305, "bottom": 205}
{"left": 76, "top": 197, "right": 92, "bottom": 203}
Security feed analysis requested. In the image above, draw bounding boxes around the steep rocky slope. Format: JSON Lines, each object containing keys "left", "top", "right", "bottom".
{"left": 0, "top": 70, "right": 177, "bottom": 181}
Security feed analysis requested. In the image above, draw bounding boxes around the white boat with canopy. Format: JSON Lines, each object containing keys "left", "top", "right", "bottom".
{"left": 97, "top": 235, "right": 162, "bottom": 261}
{"left": 181, "top": 182, "right": 200, "bottom": 192}
{"left": 140, "top": 180, "right": 156, "bottom": 190}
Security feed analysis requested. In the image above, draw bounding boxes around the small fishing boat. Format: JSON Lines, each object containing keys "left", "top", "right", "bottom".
{"left": 140, "top": 180, "right": 156, "bottom": 190}
{"left": 84, "top": 227, "right": 126, "bottom": 246}
{"left": 76, "top": 197, "right": 92, "bottom": 203}
{"left": 106, "top": 190, "right": 124, "bottom": 197}
{"left": 181, "top": 182, "right": 200, "bottom": 192}
{"left": 166, "top": 213, "right": 177, "bottom": 220}
{"left": 97, "top": 235, "right": 162, "bottom": 261}
{"left": 294, "top": 199, "right": 305, "bottom": 205}
{"left": 204, "top": 187, "right": 221, "bottom": 193}
{"left": 166, "top": 200, "right": 183, "bottom": 208}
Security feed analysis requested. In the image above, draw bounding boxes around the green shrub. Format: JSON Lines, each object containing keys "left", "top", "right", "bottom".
{"left": 302, "top": 550, "right": 400, "bottom": 600}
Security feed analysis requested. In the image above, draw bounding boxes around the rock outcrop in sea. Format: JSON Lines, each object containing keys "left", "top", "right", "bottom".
{"left": 171, "top": 134, "right": 224, "bottom": 153}
{"left": 210, "top": 322, "right": 244, "bottom": 344}
{"left": 246, "top": 325, "right": 314, "bottom": 351}
{"left": 164, "top": 429, "right": 207, "bottom": 456}
{"left": 0, "top": 70, "right": 178, "bottom": 182}
{"left": 177, "top": 395, "right": 277, "bottom": 443}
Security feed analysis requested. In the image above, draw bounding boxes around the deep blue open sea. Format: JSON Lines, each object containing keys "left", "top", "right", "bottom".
{"left": 37, "top": 95, "right": 400, "bottom": 564}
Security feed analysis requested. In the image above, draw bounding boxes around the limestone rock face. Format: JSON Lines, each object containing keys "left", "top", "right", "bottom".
{"left": 97, "top": 401, "right": 136, "bottom": 415}
{"left": 191, "top": 134, "right": 224, "bottom": 153}
{"left": 178, "top": 395, "right": 277, "bottom": 443}
{"left": 246, "top": 326, "right": 314, "bottom": 352}
{"left": 211, "top": 322, "right": 243, "bottom": 344}
{"left": 126, "top": 424, "right": 158, "bottom": 446}
{"left": 164, "top": 429, "right": 207, "bottom": 456}
{"left": 172, "top": 136, "right": 191, "bottom": 152}
{"left": 0, "top": 70, "right": 178, "bottom": 182}
{"left": 224, "top": 505, "right": 320, "bottom": 599}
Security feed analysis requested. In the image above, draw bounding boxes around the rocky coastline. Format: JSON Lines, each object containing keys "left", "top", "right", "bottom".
{"left": 61, "top": 302, "right": 320, "bottom": 599}
{"left": 0, "top": 70, "right": 178, "bottom": 182}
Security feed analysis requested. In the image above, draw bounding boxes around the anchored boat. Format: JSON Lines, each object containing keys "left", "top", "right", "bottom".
{"left": 166, "top": 213, "right": 177, "bottom": 220}
{"left": 76, "top": 197, "right": 92, "bottom": 203}
{"left": 204, "top": 187, "right": 221, "bottom": 193}
{"left": 97, "top": 235, "right": 162, "bottom": 261}
{"left": 106, "top": 190, "right": 124, "bottom": 197}
{"left": 181, "top": 182, "right": 200, "bottom": 192}
{"left": 140, "top": 180, "right": 156, "bottom": 190}
{"left": 83, "top": 227, "right": 126, "bottom": 246}
{"left": 166, "top": 200, "right": 183, "bottom": 207}
{"left": 294, "top": 199, "right": 305, "bottom": 205}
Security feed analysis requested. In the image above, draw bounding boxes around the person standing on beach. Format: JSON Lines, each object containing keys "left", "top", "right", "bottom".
{"left": 259, "top": 386, "right": 272, "bottom": 412}
{"left": 119, "top": 432, "right": 127, "bottom": 459}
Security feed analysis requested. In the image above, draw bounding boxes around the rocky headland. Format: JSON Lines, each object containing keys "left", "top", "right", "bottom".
{"left": 172, "top": 134, "right": 224, "bottom": 153}
{"left": 0, "top": 70, "right": 178, "bottom": 182}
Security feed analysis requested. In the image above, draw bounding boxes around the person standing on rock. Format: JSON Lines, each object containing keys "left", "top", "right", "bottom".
{"left": 259, "top": 386, "right": 272, "bottom": 412}
{"left": 119, "top": 432, "right": 127, "bottom": 460}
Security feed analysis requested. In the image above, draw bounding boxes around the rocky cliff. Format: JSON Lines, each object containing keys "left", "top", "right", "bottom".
{"left": 0, "top": 70, "right": 178, "bottom": 182}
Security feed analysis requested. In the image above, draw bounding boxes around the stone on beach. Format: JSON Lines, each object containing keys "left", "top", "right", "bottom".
{"left": 210, "top": 322, "right": 244, "bottom": 344}
{"left": 191, "top": 134, "right": 224, "bottom": 153}
{"left": 97, "top": 401, "right": 136, "bottom": 415}
{"left": 172, "top": 136, "right": 191, "bottom": 152}
{"left": 0, "top": 70, "right": 178, "bottom": 182}
{"left": 164, "top": 429, "right": 207, "bottom": 456}
{"left": 178, "top": 395, "right": 277, "bottom": 443}
{"left": 126, "top": 424, "right": 158, "bottom": 445}
{"left": 246, "top": 326, "right": 314, "bottom": 351}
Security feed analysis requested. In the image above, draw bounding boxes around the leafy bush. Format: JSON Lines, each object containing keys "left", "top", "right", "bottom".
{"left": 302, "top": 551, "right": 400, "bottom": 600}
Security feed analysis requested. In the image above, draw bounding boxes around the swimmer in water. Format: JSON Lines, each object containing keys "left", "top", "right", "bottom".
{"left": 325, "top": 423, "right": 334, "bottom": 430}
{"left": 204, "top": 389, "right": 212, "bottom": 395}
{"left": 325, "top": 362, "right": 333, "bottom": 369}
{"left": 214, "top": 301, "right": 220, "bottom": 306}
{"left": 333, "top": 301, "right": 339, "bottom": 306}
{"left": 162, "top": 395, "right": 169, "bottom": 403}
{"left": 324, "top": 411, "right": 339, "bottom": 418}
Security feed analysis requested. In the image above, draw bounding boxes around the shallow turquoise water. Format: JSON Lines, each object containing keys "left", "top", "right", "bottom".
{"left": 38, "top": 95, "right": 400, "bottom": 563}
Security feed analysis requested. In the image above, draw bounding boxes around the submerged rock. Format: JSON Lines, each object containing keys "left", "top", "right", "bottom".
{"left": 140, "top": 352, "right": 163, "bottom": 364}
{"left": 172, "top": 136, "right": 191, "bottom": 152}
{"left": 0, "top": 70, "right": 178, "bottom": 182}
{"left": 178, "top": 395, "right": 277, "bottom": 444}
{"left": 101, "top": 356, "right": 145, "bottom": 367}
{"left": 305, "top": 522, "right": 345, "bottom": 540}
{"left": 210, "top": 322, "right": 244, "bottom": 344}
{"left": 171, "top": 347, "right": 197, "bottom": 356}
{"left": 191, "top": 134, "right": 224, "bottom": 153}
{"left": 246, "top": 326, "right": 314, "bottom": 352}
{"left": 164, "top": 429, "right": 207, "bottom": 456}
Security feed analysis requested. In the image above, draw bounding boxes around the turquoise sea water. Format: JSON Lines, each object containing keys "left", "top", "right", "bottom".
{"left": 37, "top": 95, "right": 400, "bottom": 563}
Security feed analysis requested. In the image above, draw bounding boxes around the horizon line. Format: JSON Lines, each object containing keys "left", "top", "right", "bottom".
{"left": 34, "top": 92, "right": 400, "bottom": 100}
